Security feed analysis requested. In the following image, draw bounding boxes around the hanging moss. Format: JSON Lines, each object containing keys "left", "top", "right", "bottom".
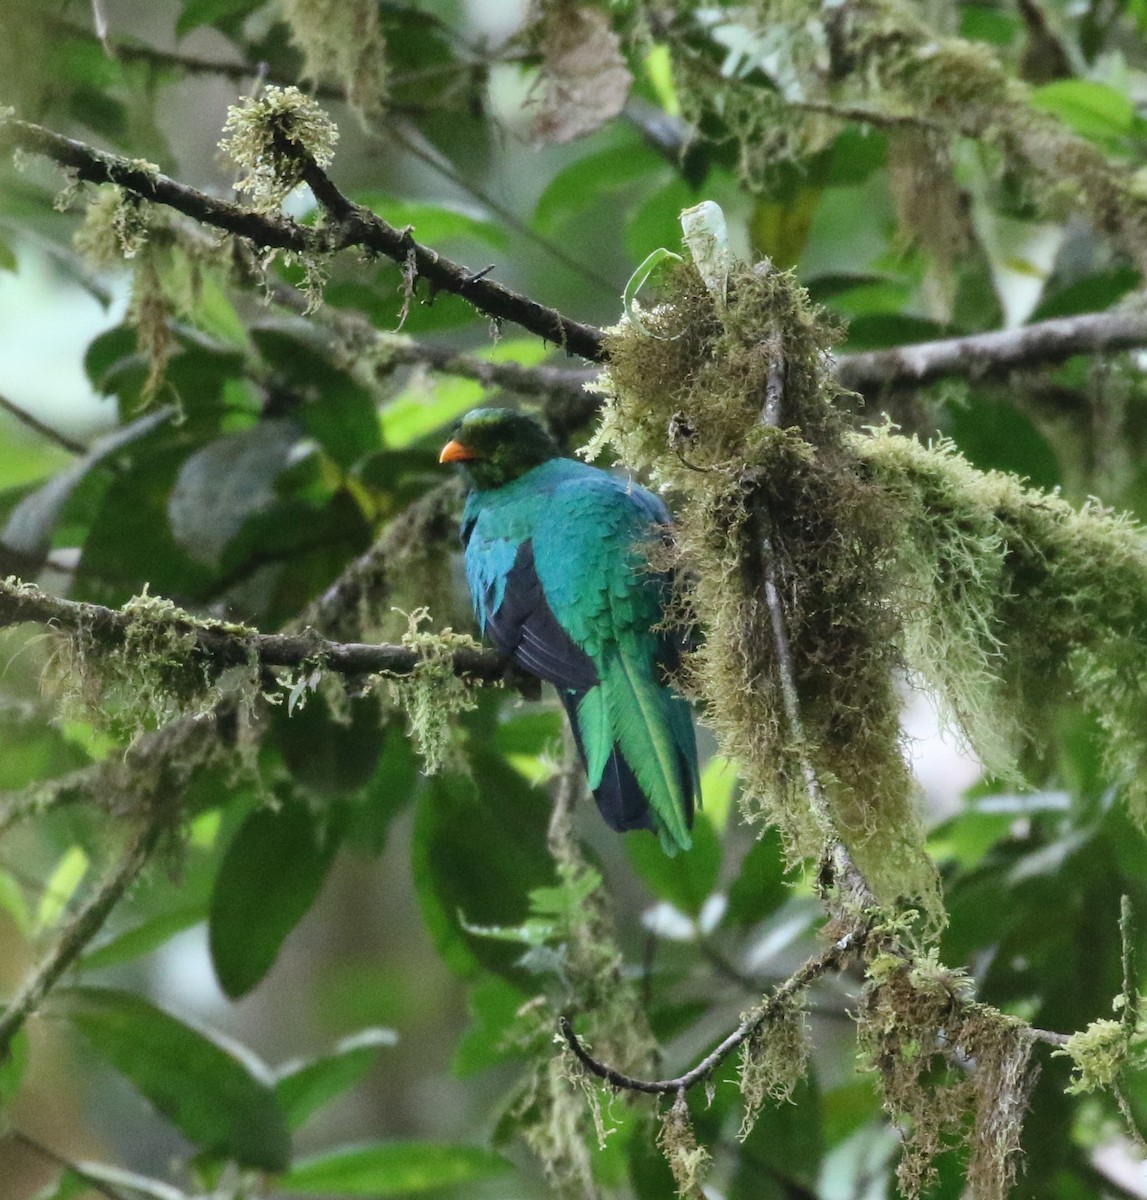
{"left": 858, "top": 429, "right": 1147, "bottom": 821}
{"left": 47, "top": 586, "right": 260, "bottom": 745}
{"left": 737, "top": 1003, "right": 810, "bottom": 1139}
{"left": 657, "top": 1094, "right": 710, "bottom": 1199}
{"left": 639, "top": 0, "right": 1147, "bottom": 267}
{"left": 281, "top": 0, "right": 388, "bottom": 117}
{"left": 381, "top": 608, "right": 481, "bottom": 774}
{"left": 858, "top": 945, "right": 1038, "bottom": 1200}
{"left": 596, "top": 260, "right": 936, "bottom": 910}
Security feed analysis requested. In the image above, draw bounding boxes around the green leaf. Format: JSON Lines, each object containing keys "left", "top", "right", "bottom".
{"left": 274, "top": 691, "right": 387, "bottom": 797}
{"left": 279, "top": 1142, "right": 509, "bottom": 1195}
{"left": 81, "top": 905, "right": 205, "bottom": 971}
{"left": 453, "top": 975, "right": 528, "bottom": 1077}
{"left": 176, "top": 0, "right": 263, "bottom": 36}
{"left": 535, "top": 142, "right": 663, "bottom": 232}
{"left": 1030, "top": 80, "right": 1135, "bottom": 141}
{"left": 209, "top": 797, "right": 343, "bottom": 999}
{"left": 626, "top": 811, "right": 721, "bottom": 917}
{"left": 412, "top": 748, "right": 556, "bottom": 979}
{"left": 0, "top": 1027, "right": 28, "bottom": 1106}
{"left": 275, "top": 1029, "right": 398, "bottom": 1130}
{"left": 58, "top": 986, "right": 290, "bottom": 1170}
{"left": 2, "top": 408, "right": 172, "bottom": 560}
{"left": 724, "top": 826, "right": 789, "bottom": 928}
{"left": 729, "top": 1073, "right": 823, "bottom": 1198}
{"left": 35, "top": 845, "right": 89, "bottom": 933}
{"left": 354, "top": 196, "right": 508, "bottom": 250}
{"left": 167, "top": 419, "right": 301, "bottom": 568}
{"left": 944, "top": 395, "right": 1060, "bottom": 491}
{"left": 623, "top": 247, "right": 684, "bottom": 333}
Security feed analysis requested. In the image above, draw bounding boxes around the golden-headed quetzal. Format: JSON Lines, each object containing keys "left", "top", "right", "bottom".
{"left": 440, "top": 408, "right": 699, "bottom": 854}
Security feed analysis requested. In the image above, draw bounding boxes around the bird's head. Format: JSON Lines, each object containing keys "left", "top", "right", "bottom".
{"left": 439, "top": 408, "right": 561, "bottom": 490}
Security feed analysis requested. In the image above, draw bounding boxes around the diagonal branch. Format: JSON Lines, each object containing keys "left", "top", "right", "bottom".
{"left": 0, "top": 812, "right": 165, "bottom": 1057}
{"left": 0, "top": 116, "right": 606, "bottom": 361}
{"left": 560, "top": 930, "right": 863, "bottom": 1095}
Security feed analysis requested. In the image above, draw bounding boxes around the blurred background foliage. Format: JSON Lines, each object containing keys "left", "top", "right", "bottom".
{"left": 3, "top": 0, "right": 1147, "bottom": 1198}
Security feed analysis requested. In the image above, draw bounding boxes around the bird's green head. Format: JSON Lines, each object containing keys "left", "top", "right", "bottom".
{"left": 439, "top": 407, "right": 561, "bottom": 490}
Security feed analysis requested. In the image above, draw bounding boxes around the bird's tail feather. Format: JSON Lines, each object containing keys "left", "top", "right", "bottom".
{"left": 568, "top": 653, "right": 696, "bottom": 853}
{"left": 558, "top": 689, "right": 656, "bottom": 835}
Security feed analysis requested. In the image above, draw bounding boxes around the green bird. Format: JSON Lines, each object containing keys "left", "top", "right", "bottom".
{"left": 440, "top": 408, "right": 699, "bottom": 853}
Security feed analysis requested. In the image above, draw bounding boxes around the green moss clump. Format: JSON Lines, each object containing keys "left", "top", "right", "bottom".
{"left": 859, "top": 946, "right": 1037, "bottom": 1200}
{"left": 657, "top": 1094, "right": 710, "bottom": 1199}
{"left": 53, "top": 588, "right": 259, "bottom": 744}
{"left": 598, "top": 260, "right": 936, "bottom": 911}
{"left": 381, "top": 608, "right": 480, "bottom": 774}
{"left": 219, "top": 85, "right": 339, "bottom": 212}
{"left": 859, "top": 430, "right": 1147, "bottom": 821}
{"left": 737, "top": 1004, "right": 809, "bottom": 1139}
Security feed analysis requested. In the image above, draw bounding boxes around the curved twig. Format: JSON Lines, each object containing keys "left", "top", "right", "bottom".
{"left": 560, "top": 931, "right": 863, "bottom": 1095}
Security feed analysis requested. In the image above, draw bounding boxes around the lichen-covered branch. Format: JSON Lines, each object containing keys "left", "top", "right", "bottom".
{"left": 559, "top": 929, "right": 863, "bottom": 1096}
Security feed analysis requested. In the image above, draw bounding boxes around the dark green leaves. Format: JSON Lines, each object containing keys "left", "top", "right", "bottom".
{"left": 58, "top": 987, "right": 291, "bottom": 1170}
{"left": 279, "top": 1143, "right": 508, "bottom": 1195}
{"left": 413, "top": 749, "right": 556, "bottom": 979}
{"left": 275, "top": 1029, "right": 398, "bottom": 1130}
{"left": 209, "top": 796, "right": 344, "bottom": 999}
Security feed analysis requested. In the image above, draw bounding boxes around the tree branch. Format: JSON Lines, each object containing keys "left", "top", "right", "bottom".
{"left": 0, "top": 392, "right": 87, "bottom": 455}
{"left": 0, "top": 812, "right": 165, "bottom": 1058}
{"left": 0, "top": 575, "right": 509, "bottom": 683}
{"left": 0, "top": 117, "right": 606, "bottom": 360}
{"left": 560, "top": 929, "right": 863, "bottom": 1095}
{"left": 835, "top": 310, "right": 1147, "bottom": 394}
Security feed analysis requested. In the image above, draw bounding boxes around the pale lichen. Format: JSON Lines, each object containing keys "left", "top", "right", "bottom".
{"left": 281, "top": 0, "right": 388, "bottom": 116}
{"left": 657, "top": 1093, "right": 710, "bottom": 1199}
{"left": 219, "top": 85, "right": 339, "bottom": 212}
{"left": 381, "top": 608, "right": 480, "bottom": 774}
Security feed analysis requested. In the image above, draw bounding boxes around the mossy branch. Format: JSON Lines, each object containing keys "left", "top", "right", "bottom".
{"left": 9, "top": 113, "right": 1147, "bottom": 392}
{"left": 0, "top": 575, "right": 513, "bottom": 684}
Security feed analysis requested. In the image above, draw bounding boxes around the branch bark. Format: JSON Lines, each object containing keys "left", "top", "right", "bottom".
{"left": 835, "top": 310, "right": 1147, "bottom": 394}
{"left": 0, "top": 814, "right": 165, "bottom": 1058}
{"left": 560, "top": 930, "right": 863, "bottom": 1095}
{"left": 0, "top": 117, "right": 606, "bottom": 361}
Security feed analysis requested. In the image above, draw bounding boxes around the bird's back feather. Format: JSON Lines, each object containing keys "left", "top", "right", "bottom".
{"left": 463, "top": 458, "right": 699, "bottom": 851}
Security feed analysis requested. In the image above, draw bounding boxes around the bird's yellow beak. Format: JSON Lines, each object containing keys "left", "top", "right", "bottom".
{"left": 439, "top": 439, "right": 477, "bottom": 464}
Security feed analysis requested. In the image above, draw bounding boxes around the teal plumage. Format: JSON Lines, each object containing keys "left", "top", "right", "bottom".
{"left": 441, "top": 409, "right": 700, "bottom": 854}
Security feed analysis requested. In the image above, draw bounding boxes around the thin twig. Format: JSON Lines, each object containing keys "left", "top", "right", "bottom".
{"left": 8, "top": 1131, "right": 135, "bottom": 1200}
{"left": 0, "top": 393, "right": 87, "bottom": 455}
{"left": 560, "top": 930, "right": 862, "bottom": 1095}
{"left": 0, "top": 815, "right": 165, "bottom": 1058}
